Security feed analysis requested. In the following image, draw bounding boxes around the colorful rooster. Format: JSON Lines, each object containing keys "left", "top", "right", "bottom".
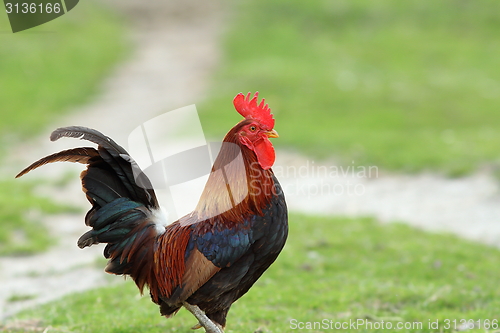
{"left": 17, "top": 92, "right": 288, "bottom": 333}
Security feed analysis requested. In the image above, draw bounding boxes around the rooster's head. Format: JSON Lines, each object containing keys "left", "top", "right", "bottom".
{"left": 232, "top": 92, "right": 278, "bottom": 170}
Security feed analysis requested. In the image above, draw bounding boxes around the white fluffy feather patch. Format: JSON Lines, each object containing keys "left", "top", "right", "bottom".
{"left": 151, "top": 207, "right": 169, "bottom": 235}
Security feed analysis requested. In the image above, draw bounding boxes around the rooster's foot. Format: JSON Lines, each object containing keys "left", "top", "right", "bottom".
{"left": 183, "top": 302, "right": 223, "bottom": 333}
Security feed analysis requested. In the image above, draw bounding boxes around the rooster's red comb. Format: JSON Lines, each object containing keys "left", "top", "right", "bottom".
{"left": 233, "top": 92, "right": 275, "bottom": 130}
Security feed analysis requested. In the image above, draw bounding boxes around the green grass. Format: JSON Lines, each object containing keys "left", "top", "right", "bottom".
{"left": 0, "top": 179, "right": 79, "bottom": 255}
{"left": 6, "top": 294, "right": 37, "bottom": 303}
{"left": 4, "top": 214, "right": 500, "bottom": 332}
{"left": 0, "top": 0, "right": 126, "bottom": 141}
{"left": 0, "top": 1, "right": 127, "bottom": 255}
{"left": 200, "top": 0, "right": 500, "bottom": 175}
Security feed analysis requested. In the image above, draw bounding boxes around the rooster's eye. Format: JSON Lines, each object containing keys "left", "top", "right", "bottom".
{"left": 249, "top": 126, "right": 257, "bottom": 132}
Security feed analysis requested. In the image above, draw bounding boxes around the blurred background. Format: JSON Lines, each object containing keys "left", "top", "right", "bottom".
{"left": 1, "top": 0, "right": 500, "bottom": 332}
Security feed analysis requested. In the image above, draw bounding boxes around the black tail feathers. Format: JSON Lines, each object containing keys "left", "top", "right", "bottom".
{"left": 17, "top": 126, "right": 158, "bottom": 208}
{"left": 17, "top": 127, "right": 162, "bottom": 286}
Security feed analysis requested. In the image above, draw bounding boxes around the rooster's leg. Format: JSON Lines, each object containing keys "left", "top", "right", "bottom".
{"left": 182, "top": 302, "right": 224, "bottom": 333}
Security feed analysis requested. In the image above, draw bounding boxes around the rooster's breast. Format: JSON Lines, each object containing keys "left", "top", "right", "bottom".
{"left": 186, "top": 177, "right": 288, "bottom": 314}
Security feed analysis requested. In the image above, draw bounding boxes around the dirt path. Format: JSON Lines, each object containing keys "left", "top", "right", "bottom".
{"left": 1, "top": 0, "right": 225, "bottom": 319}
{"left": 276, "top": 152, "right": 500, "bottom": 247}
{"left": 3, "top": 0, "right": 500, "bottom": 322}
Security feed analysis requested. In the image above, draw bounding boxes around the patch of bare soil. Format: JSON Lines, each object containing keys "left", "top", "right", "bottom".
{"left": 1, "top": 0, "right": 225, "bottom": 319}
{"left": 276, "top": 151, "right": 500, "bottom": 247}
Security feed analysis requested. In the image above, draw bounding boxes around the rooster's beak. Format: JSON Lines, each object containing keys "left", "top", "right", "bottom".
{"left": 266, "top": 129, "right": 279, "bottom": 138}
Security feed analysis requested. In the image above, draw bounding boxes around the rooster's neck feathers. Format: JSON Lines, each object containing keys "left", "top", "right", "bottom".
{"left": 192, "top": 124, "right": 275, "bottom": 223}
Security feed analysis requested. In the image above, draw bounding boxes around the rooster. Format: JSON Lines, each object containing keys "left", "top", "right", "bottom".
{"left": 16, "top": 92, "right": 288, "bottom": 333}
